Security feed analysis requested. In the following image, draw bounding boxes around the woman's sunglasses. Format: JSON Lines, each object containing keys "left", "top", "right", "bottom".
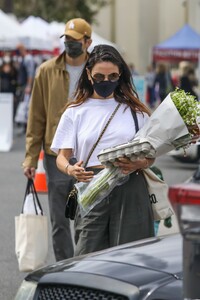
{"left": 91, "top": 72, "right": 120, "bottom": 83}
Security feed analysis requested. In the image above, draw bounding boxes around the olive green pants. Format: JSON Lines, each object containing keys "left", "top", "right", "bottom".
{"left": 74, "top": 170, "right": 154, "bottom": 256}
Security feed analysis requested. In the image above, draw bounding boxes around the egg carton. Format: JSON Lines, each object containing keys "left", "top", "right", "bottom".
{"left": 98, "top": 140, "right": 156, "bottom": 166}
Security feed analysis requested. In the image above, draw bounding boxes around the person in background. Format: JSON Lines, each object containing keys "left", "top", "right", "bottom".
{"left": 180, "top": 66, "right": 198, "bottom": 100}
{"left": 22, "top": 18, "right": 92, "bottom": 262}
{"left": 129, "top": 63, "right": 139, "bottom": 77}
{"left": 15, "top": 43, "right": 35, "bottom": 132}
{"left": 0, "top": 55, "right": 17, "bottom": 93}
{"left": 153, "top": 63, "right": 174, "bottom": 103}
{"left": 51, "top": 44, "right": 155, "bottom": 256}
{"left": 0, "top": 55, "right": 18, "bottom": 117}
{"left": 145, "top": 64, "right": 156, "bottom": 108}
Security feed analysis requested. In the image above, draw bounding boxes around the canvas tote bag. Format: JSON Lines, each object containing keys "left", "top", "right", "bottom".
{"left": 15, "top": 179, "right": 48, "bottom": 272}
{"left": 143, "top": 168, "right": 174, "bottom": 221}
{"left": 14, "top": 94, "right": 30, "bottom": 124}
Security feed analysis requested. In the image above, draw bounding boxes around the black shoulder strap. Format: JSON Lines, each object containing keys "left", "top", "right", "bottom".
{"left": 131, "top": 109, "right": 139, "bottom": 133}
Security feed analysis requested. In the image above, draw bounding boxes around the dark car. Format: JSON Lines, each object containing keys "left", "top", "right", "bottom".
{"left": 15, "top": 167, "right": 200, "bottom": 300}
{"left": 15, "top": 233, "right": 183, "bottom": 300}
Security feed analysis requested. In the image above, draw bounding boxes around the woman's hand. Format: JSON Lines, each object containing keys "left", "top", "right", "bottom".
{"left": 68, "top": 160, "right": 94, "bottom": 182}
{"left": 113, "top": 157, "right": 154, "bottom": 175}
{"left": 56, "top": 150, "right": 94, "bottom": 182}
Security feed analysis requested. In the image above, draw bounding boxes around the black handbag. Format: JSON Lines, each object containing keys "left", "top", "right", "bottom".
{"left": 65, "top": 103, "right": 121, "bottom": 220}
{"left": 65, "top": 186, "right": 78, "bottom": 220}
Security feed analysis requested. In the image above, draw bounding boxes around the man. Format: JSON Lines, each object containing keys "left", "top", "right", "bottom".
{"left": 23, "top": 18, "right": 92, "bottom": 261}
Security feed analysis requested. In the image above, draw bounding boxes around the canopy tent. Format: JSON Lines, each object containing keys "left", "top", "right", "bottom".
{"left": 0, "top": 10, "right": 54, "bottom": 52}
{"left": 19, "top": 16, "right": 54, "bottom": 51}
{"left": 153, "top": 24, "right": 200, "bottom": 62}
{"left": 0, "top": 10, "right": 21, "bottom": 49}
{"left": 89, "top": 32, "right": 120, "bottom": 52}
{"left": 0, "top": 11, "right": 120, "bottom": 55}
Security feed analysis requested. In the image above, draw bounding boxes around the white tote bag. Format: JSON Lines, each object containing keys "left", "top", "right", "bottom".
{"left": 14, "top": 94, "right": 30, "bottom": 124}
{"left": 143, "top": 168, "right": 174, "bottom": 221}
{"left": 15, "top": 179, "right": 48, "bottom": 272}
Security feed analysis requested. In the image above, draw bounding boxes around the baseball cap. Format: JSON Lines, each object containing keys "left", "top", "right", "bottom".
{"left": 60, "top": 18, "right": 92, "bottom": 39}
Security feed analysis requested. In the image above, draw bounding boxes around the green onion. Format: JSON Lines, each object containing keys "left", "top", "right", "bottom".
{"left": 78, "top": 167, "right": 122, "bottom": 211}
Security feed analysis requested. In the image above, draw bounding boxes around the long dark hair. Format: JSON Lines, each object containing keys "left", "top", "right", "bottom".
{"left": 65, "top": 44, "right": 150, "bottom": 115}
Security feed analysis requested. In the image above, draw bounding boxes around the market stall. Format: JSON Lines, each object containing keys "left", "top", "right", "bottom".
{"left": 152, "top": 24, "right": 200, "bottom": 63}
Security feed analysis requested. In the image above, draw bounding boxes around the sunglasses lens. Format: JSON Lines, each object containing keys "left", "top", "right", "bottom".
{"left": 108, "top": 73, "right": 120, "bottom": 82}
{"left": 91, "top": 73, "right": 120, "bottom": 83}
{"left": 92, "top": 73, "right": 105, "bottom": 82}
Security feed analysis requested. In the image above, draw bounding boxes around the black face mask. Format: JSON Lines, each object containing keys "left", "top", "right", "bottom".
{"left": 93, "top": 80, "right": 119, "bottom": 98}
{"left": 64, "top": 41, "right": 83, "bottom": 58}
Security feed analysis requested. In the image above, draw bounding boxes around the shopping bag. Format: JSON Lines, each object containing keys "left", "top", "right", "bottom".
{"left": 143, "top": 168, "right": 174, "bottom": 221}
{"left": 15, "top": 179, "right": 48, "bottom": 272}
{"left": 14, "top": 94, "right": 30, "bottom": 124}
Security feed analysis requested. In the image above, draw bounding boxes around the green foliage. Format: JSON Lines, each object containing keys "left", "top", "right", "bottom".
{"left": 171, "top": 88, "right": 200, "bottom": 127}
{"left": 0, "top": 0, "right": 110, "bottom": 23}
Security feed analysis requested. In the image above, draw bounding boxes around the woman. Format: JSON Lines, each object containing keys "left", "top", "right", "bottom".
{"left": 51, "top": 45, "right": 155, "bottom": 256}
{"left": 153, "top": 63, "right": 174, "bottom": 102}
{"left": 180, "top": 66, "right": 198, "bottom": 99}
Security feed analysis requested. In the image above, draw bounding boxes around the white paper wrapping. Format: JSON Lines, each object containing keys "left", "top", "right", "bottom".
{"left": 134, "top": 93, "right": 191, "bottom": 156}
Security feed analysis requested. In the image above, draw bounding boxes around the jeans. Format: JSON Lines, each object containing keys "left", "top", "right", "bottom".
{"left": 43, "top": 154, "right": 75, "bottom": 261}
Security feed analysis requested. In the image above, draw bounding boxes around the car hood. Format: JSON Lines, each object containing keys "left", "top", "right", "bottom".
{"left": 26, "top": 233, "right": 182, "bottom": 285}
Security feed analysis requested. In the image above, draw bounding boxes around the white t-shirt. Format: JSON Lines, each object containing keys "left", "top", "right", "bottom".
{"left": 51, "top": 98, "right": 149, "bottom": 167}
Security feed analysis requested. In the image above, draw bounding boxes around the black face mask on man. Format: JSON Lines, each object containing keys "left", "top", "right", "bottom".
{"left": 92, "top": 80, "right": 119, "bottom": 98}
{"left": 64, "top": 41, "right": 83, "bottom": 58}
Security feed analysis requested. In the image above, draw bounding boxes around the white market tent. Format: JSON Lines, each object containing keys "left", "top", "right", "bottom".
{"left": 89, "top": 32, "right": 119, "bottom": 52}
{"left": 0, "top": 10, "right": 53, "bottom": 51}
{"left": 20, "top": 16, "right": 54, "bottom": 51}
{"left": 0, "top": 11, "right": 119, "bottom": 54}
{"left": 0, "top": 10, "right": 21, "bottom": 49}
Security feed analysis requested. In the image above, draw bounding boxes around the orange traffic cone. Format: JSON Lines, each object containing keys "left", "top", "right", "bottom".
{"left": 34, "top": 150, "right": 48, "bottom": 193}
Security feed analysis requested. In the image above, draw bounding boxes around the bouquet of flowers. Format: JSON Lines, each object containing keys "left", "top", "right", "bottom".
{"left": 76, "top": 89, "right": 200, "bottom": 216}
{"left": 98, "top": 88, "right": 200, "bottom": 164}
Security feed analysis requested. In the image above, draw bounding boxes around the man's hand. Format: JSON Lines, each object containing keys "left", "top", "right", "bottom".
{"left": 23, "top": 166, "right": 36, "bottom": 179}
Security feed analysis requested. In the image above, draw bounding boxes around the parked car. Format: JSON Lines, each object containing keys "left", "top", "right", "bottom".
{"left": 168, "top": 141, "right": 200, "bottom": 163}
{"left": 15, "top": 168, "right": 200, "bottom": 300}
{"left": 15, "top": 233, "right": 183, "bottom": 300}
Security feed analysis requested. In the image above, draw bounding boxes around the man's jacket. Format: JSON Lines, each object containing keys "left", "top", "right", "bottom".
{"left": 23, "top": 51, "right": 69, "bottom": 168}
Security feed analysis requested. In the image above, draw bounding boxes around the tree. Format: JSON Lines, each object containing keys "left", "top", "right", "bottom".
{"left": 1, "top": 0, "right": 13, "bottom": 13}
{"left": 0, "top": 0, "right": 111, "bottom": 23}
